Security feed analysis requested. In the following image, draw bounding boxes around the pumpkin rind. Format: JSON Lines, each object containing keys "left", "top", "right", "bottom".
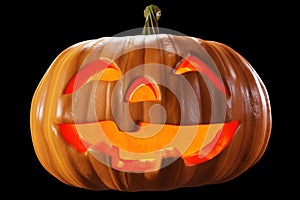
{"left": 30, "top": 34, "right": 272, "bottom": 191}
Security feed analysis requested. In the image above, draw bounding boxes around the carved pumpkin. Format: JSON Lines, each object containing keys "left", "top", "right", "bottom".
{"left": 30, "top": 5, "right": 272, "bottom": 191}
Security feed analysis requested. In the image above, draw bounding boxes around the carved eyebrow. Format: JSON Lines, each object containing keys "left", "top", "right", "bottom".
{"left": 174, "top": 55, "right": 228, "bottom": 95}
{"left": 64, "top": 58, "right": 121, "bottom": 94}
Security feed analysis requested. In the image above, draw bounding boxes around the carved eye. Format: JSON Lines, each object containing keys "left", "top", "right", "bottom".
{"left": 174, "top": 55, "right": 227, "bottom": 95}
{"left": 125, "top": 77, "right": 160, "bottom": 103}
{"left": 64, "top": 58, "right": 121, "bottom": 94}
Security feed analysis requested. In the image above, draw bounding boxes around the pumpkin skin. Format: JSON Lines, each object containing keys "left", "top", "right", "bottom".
{"left": 30, "top": 34, "right": 272, "bottom": 191}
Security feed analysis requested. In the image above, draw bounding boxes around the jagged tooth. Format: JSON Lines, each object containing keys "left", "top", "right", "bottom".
{"left": 160, "top": 147, "right": 181, "bottom": 168}
{"left": 89, "top": 141, "right": 181, "bottom": 172}
{"left": 117, "top": 149, "right": 162, "bottom": 172}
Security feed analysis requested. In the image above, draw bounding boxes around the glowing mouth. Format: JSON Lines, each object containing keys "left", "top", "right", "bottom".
{"left": 59, "top": 120, "right": 239, "bottom": 172}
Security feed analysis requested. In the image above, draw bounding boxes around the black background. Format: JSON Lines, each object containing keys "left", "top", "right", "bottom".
{"left": 6, "top": 0, "right": 294, "bottom": 198}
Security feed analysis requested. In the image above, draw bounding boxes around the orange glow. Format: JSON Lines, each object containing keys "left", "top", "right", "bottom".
{"left": 125, "top": 77, "right": 160, "bottom": 103}
{"left": 90, "top": 67, "right": 122, "bottom": 82}
{"left": 175, "top": 66, "right": 195, "bottom": 74}
{"left": 175, "top": 55, "right": 228, "bottom": 95}
{"left": 59, "top": 120, "right": 239, "bottom": 165}
{"left": 64, "top": 58, "right": 121, "bottom": 94}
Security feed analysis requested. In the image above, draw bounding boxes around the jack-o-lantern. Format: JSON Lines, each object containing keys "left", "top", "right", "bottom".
{"left": 30, "top": 5, "right": 272, "bottom": 191}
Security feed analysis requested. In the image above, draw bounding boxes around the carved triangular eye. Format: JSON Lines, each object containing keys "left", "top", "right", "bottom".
{"left": 125, "top": 77, "right": 160, "bottom": 103}
{"left": 174, "top": 55, "right": 227, "bottom": 95}
{"left": 64, "top": 58, "right": 121, "bottom": 94}
{"left": 174, "top": 56, "right": 200, "bottom": 75}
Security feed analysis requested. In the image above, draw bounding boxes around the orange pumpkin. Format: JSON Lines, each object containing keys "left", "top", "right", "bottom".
{"left": 30, "top": 5, "right": 272, "bottom": 191}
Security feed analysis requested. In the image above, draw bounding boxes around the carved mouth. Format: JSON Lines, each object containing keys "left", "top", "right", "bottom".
{"left": 59, "top": 120, "right": 239, "bottom": 172}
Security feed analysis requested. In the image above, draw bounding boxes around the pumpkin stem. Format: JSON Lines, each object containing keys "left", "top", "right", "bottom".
{"left": 142, "top": 4, "right": 161, "bottom": 35}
